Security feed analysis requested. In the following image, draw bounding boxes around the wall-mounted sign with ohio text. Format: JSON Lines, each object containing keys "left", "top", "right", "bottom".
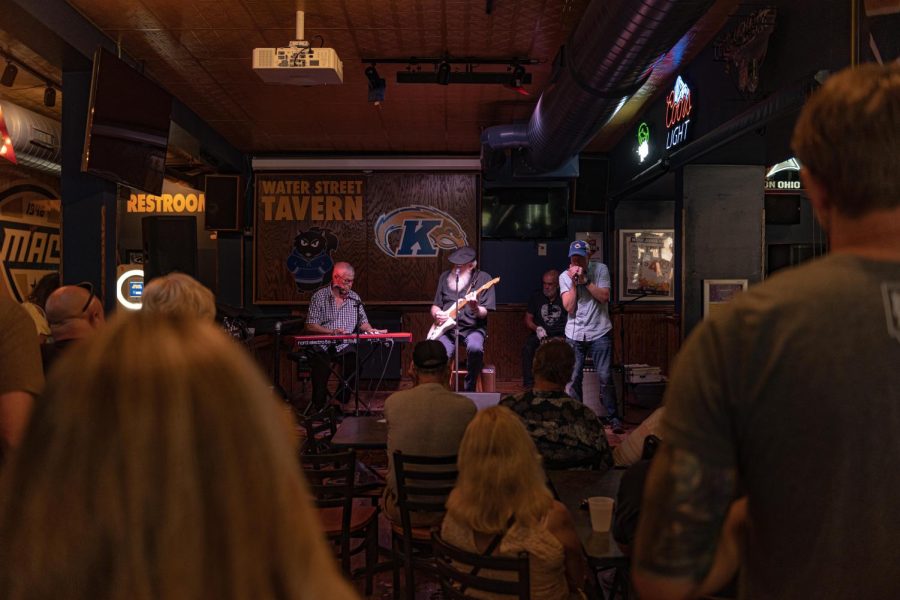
{"left": 665, "top": 76, "right": 693, "bottom": 151}
{"left": 258, "top": 175, "right": 364, "bottom": 221}
{"left": 127, "top": 192, "right": 205, "bottom": 213}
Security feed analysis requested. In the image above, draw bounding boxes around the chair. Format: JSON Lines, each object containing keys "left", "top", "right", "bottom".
{"left": 301, "top": 450, "right": 380, "bottom": 595}
{"left": 432, "top": 533, "right": 530, "bottom": 599}
{"left": 300, "top": 406, "right": 339, "bottom": 455}
{"left": 391, "top": 451, "right": 459, "bottom": 600}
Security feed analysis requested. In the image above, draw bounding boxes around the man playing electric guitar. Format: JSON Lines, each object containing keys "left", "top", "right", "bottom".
{"left": 430, "top": 246, "right": 497, "bottom": 391}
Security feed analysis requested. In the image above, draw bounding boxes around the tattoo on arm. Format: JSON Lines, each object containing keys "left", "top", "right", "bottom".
{"left": 634, "top": 443, "right": 736, "bottom": 582}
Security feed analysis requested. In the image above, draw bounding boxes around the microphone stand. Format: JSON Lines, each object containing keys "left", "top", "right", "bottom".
{"left": 454, "top": 267, "right": 461, "bottom": 392}
{"left": 272, "top": 320, "right": 289, "bottom": 402}
{"left": 353, "top": 298, "right": 364, "bottom": 416}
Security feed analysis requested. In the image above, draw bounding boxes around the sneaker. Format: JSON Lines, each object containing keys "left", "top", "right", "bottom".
{"left": 608, "top": 418, "right": 625, "bottom": 434}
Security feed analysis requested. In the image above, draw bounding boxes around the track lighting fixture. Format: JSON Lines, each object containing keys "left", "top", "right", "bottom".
{"left": 1, "top": 62, "right": 17, "bottom": 87}
{"left": 364, "top": 64, "right": 386, "bottom": 105}
{"left": 43, "top": 85, "right": 56, "bottom": 107}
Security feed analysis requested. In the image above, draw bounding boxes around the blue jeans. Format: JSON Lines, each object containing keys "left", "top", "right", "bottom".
{"left": 567, "top": 334, "right": 619, "bottom": 419}
{"left": 437, "top": 330, "right": 485, "bottom": 392}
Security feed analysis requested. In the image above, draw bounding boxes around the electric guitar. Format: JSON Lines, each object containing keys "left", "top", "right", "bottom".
{"left": 427, "top": 277, "right": 501, "bottom": 341}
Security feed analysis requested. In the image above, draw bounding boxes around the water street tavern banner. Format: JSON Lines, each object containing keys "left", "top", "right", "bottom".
{"left": 253, "top": 172, "right": 478, "bottom": 305}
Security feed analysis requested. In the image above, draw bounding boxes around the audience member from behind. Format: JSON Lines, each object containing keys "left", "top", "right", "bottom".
{"left": 634, "top": 64, "right": 900, "bottom": 600}
{"left": 522, "top": 270, "right": 566, "bottom": 388}
{"left": 501, "top": 340, "right": 612, "bottom": 470}
{"left": 442, "top": 405, "right": 587, "bottom": 599}
{"left": 0, "top": 280, "right": 44, "bottom": 466}
{"left": 0, "top": 312, "right": 357, "bottom": 600}
{"left": 141, "top": 272, "right": 216, "bottom": 321}
{"left": 21, "top": 272, "right": 59, "bottom": 340}
{"left": 382, "top": 339, "right": 476, "bottom": 526}
{"left": 42, "top": 282, "right": 105, "bottom": 371}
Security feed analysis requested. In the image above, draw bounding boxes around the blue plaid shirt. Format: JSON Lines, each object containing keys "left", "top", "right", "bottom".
{"left": 305, "top": 285, "right": 370, "bottom": 352}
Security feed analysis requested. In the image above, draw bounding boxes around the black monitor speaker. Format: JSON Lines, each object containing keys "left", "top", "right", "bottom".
{"left": 204, "top": 174, "right": 242, "bottom": 231}
{"left": 142, "top": 216, "right": 198, "bottom": 282}
{"left": 765, "top": 194, "right": 802, "bottom": 225}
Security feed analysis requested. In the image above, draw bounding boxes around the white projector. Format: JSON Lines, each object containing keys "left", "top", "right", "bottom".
{"left": 252, "top": 11, "right": 343, "bottom": 86}
{"left": 252, "top": 46, "right": 343, "bottom": 85}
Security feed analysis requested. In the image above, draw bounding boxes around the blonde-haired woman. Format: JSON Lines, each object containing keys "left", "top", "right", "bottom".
{"left": 442, "top": 405, "right": 587, "bottom": 599}
{"left": 0, "top": 312, "right": 357, "bottom": 600}
{"left": 141, "top": 272, "right": 216, "bottom": 321}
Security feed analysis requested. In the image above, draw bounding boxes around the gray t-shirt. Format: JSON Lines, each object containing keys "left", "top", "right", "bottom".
{"left": 382, "top": 382, "right": 477, "bottom": 525}
{"left": 559, "top": 261, "right": 612, "bottom": 341}
{"left": 663, "top": 253, "right": 900, "bottom": 599}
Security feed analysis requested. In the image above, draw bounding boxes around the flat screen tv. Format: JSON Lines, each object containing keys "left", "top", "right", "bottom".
{"left": 481, "top": 185, "right": 569, "bottom": 239}
{"left": 82, "top": 47, "right": 172, "bottom": 195}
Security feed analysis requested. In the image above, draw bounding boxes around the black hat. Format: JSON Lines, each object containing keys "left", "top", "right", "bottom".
{"left": 413, "top": 340, "right": 449, "bottom": 369}
{"left": 448, "top": 246, "right": 477, "bottom": 265}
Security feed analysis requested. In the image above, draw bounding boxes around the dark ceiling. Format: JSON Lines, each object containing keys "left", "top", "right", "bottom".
{"left": 1, "top": 0, "right": 742, "bottom": 157}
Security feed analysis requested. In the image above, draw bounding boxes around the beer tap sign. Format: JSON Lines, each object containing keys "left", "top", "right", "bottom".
{"left": 665, "top": 76, "right": 693, "bottom": 151}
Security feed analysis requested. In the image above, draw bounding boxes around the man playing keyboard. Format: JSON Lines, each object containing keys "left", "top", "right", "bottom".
{"left": 305, "top": 262, "right": 384, "bottom": 409}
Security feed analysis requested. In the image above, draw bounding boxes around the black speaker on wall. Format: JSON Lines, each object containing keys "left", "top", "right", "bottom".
{"left": 765, "top": 194, "right": 802, "bottom": 225}
{"left": 204, "top": 174, "right": 242, "bottom": 231}
{"left": 574, "top": 157, "right": 609, "bottom": 213}
{"left": 142, "top": 216, "right": 198, "bottom": 283}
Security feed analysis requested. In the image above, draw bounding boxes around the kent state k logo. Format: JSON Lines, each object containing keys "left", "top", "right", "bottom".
{"left": 373, "top": 205, "right": 468, "bottom": 258}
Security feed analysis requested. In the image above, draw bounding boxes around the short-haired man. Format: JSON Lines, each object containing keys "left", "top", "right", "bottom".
{"left": 522, "top": 269, "right": 566, "bottom": 389}
{"left": 305, "top": 262, "right": 384, "bottom": 410}
{"left": 502, "top": 339, "right": 612, "bottom": 469}
{"left": 560, "top": 240, "right": 622, "bottom": 433}
{"left": 634, "top": 64, "right": 900, "bottom": 599}
{"left": 381, "top": 340, "right": 476, "bottom": 525}
{"left": 42, "top": 282, "right": 106, "bottom": 372}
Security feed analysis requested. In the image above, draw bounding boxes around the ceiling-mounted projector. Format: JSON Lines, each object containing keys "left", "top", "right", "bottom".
{"left": 252, "top": 11, "right": 343, "bottom": 85}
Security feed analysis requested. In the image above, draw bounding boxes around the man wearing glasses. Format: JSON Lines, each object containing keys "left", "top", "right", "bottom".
{"left": 42, "top": 282, "right": 105, "bottom": 371}
{"left": 304, "top": 262, "right": 384, "bottom": 410}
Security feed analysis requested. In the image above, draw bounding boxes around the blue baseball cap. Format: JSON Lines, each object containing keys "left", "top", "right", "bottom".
{"left": 569, "top": 240, "right": 589, "bottom": 257}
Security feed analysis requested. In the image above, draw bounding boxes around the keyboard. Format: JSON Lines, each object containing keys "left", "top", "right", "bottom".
{"left": 292, "top": 332, "right": 413, "bottom": 345}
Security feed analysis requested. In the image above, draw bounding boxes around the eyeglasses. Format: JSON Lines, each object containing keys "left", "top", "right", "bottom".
{"left": 76, "top": 281, "right": 95, "bottom": 313}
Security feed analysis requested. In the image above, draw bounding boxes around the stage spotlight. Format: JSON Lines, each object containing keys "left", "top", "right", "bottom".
{"left": 436, "top": 61, "right": 451, "bottom": 85}
{"left": 365, "top": 65, "right": 386, "bottom": 105}
{"left": 1, "top": 62, "right": 17, "bottom": 87}
{"left": 43, "top": 85, "right": 56, "bottom": 107}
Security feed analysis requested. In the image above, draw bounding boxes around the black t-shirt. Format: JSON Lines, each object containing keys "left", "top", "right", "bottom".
{"left": 526, "top": 290, "right": 566, "bottom": 337}
{"left": 433, "top": 269, "right": 496, "bottom": 332}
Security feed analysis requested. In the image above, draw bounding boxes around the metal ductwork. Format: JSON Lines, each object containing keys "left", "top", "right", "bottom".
{"left": 0, "top": 101, "right": 62, "bottom": 175}
{"left": 482, "top": 0, "right": 716, "bottom": 175}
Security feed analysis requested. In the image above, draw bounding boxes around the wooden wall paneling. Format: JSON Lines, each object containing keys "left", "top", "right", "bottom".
{"left": 612, "top": 307, "right": 680, "bottom": 374}
{"left": 365, "top": 172, "right": 478, "bottom": 303}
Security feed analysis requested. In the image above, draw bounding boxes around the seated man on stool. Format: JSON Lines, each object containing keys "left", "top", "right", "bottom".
{"left": 522, "top": 269, "right": 566, "bottom": 389}
{"left": 430, "top": 246, "right": 496, "bottom": 391}
{"left": 304, "top": 262, "right": 383, "bottom": 410}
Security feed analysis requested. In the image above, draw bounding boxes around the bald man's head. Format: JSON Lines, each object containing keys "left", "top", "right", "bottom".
{"left": 45, "top": 284, "right": 105, "bottom": 341}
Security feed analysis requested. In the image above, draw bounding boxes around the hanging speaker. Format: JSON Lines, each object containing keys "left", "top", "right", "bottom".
{"left": 142, "top": 216, "right": 198, "bottom": 283}
{"left": 204, "top": 174, "right": 242, "bottom": 231}
{"left": 573, "top": 156, "right": 609, "bottom": 213}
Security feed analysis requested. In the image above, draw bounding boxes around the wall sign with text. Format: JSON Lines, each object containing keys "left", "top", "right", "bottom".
{"left": 664, "top": 76, "right": 693, "bottom": 151}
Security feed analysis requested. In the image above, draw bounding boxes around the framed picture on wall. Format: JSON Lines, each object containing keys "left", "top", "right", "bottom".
{"left": 703, "top": 279, "right": 748, "bottom": 319}
{"left": 575, "top": 231, "right": 603, "bottom": 264}
{"left": 617, "top": 229, "right": 675, "bottom": 302}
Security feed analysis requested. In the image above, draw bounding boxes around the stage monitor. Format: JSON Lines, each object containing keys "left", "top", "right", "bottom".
{"left": 459, "top": 392, "right": 502, "bottom": 411}
{"left": 481, "top": 185, "right": 568, "bottom": 239}
{"left": 82, "top": 47, "right": 172, "bottom": 195}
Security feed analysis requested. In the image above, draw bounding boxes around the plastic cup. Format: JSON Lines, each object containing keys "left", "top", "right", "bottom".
{"left": 588, "top": 496, "right": 614, "bottom": 532}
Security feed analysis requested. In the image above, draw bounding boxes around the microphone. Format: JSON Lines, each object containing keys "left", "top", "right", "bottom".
{"left": 454, "top": 266, "right": 461, "bottom": 277}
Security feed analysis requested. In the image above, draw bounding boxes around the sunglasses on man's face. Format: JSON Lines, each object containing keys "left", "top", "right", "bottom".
{"left": 76, "top": 281, "right": 95, "bottom": 313}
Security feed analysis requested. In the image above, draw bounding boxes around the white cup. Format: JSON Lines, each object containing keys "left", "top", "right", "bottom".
{"left": 588, "top": 496, "right": 615, "bottom": 532}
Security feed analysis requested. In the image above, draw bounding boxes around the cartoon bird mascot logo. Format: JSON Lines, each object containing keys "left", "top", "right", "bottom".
{"left": 286, "top": 226, "right": 338, "bottom": 292}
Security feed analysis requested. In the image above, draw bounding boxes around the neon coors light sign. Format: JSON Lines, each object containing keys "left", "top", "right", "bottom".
{"left": 665, "top": 76, "right": 692, "bottom": 150}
